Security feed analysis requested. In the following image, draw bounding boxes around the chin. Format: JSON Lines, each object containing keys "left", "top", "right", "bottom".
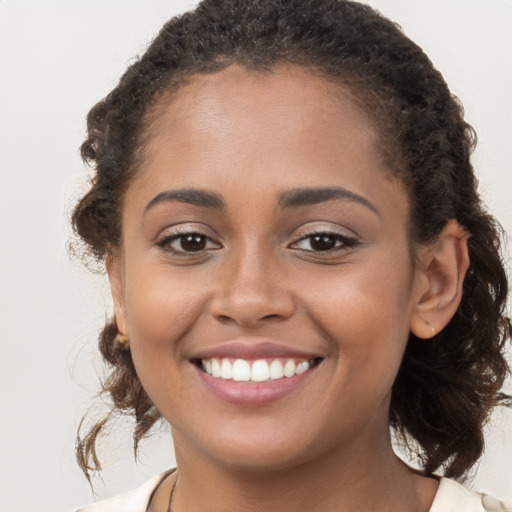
{"left": 208, "top": 443, "right": 315, "bottom": 473}
{"left": 173, "top": 414, "right": 342, "bottom": 474}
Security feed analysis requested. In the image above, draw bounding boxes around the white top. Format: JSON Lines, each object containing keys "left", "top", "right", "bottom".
{"left": 75, "top": 471, "right": 512, "bottom": 512}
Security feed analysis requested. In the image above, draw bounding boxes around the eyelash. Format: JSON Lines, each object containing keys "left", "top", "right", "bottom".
{"left": 290, "top": 230, "right": 359, "bottom": 253}
{"left": 156, "top": 228, "right": 359, "bottom": 255}
{"left": 156, "top": 229, "right": 221, "bottom": 255}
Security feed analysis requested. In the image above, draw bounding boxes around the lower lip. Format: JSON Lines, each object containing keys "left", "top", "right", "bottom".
{"left": 194, "top": 365, "right": 317, "bottom": 406}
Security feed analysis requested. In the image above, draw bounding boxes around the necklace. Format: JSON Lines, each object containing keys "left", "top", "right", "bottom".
{"left": 167, "top": 472, "right": 178, "bottom": 512}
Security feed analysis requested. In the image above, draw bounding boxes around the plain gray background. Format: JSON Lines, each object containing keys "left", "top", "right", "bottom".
{"left": 1, "top": 1, "right": 511, "bottom": 511}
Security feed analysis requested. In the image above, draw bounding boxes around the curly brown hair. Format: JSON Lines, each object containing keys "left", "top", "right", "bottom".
{"left": 72, "top": 0, "right": 511, "bottom": 481}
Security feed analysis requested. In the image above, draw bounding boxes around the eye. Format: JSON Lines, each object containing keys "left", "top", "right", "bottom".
{"left": 291, "top": 231, "right": 358, "bottom": 252}
{"left": 157, "top": 231, "right": 221, "bottom": 254}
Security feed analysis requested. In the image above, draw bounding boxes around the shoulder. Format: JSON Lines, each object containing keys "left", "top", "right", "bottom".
{"left": 430, "top": 477, "right": 512, "bottom": 512}
{"left": 73, "top": 470, "right": 175, "bottom": 512}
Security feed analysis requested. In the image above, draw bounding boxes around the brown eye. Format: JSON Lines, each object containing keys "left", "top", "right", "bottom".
{"left": 291, "top": 231, "right": 358, "bottom": 253}
{"left": 179, "top": 234, "right": 207, "bottom": 252}
{"left": 309, "top": 234, "right": 338, "bottom": 251}
{"left": 157, "top": 231, "right": 221, "bottom": 254}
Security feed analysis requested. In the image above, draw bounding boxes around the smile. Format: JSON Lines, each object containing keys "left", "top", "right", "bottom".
{"left": 198, "top": 358, "right": 320, "bottom": 382}
{"left": 190, "top": 340, "right": 324, "bottom": 405}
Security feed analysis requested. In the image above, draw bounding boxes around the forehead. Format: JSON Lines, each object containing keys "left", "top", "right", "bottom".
{"left": 129, "top": 63, "right": 404, "bottom": 214}
{"left": 143, "top": 63, "right": 379, "bottom": 164}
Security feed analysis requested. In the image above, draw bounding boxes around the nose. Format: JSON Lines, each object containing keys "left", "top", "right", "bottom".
{"left": 209, "top": 245, "right": 295, "bottom": 328}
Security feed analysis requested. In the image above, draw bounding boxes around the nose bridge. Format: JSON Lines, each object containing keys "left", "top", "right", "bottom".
{"left": 230, "top": 240, "right": 273, "bottom": 295}
{"left": 210, "top": 238, "right": 294, "bottom": 325}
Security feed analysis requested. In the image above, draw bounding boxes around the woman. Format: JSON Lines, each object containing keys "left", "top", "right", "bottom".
{"left": 71, "top": 0, "right": 511, "bottom": 510}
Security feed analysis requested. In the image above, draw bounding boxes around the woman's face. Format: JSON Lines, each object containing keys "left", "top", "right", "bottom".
{"left": 110, "top": 64, "right": 427, "bottom": 470}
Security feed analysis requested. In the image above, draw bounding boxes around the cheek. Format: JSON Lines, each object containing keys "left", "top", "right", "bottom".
{"left": 303, "top": 249, "right": 414, "bottom": 386}
{"left": 124, "top": 263, "right": 211, "bottom": 369}
{"left": 122, "top": 266, "right": 214, "bottom": 422}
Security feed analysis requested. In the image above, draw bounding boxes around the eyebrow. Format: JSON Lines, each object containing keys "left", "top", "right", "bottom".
{"left": 144, "top": 185, "right": 379, "bottom": 217}
{"left": 145, "top": 188, "right": 225, "bottom": 212}
{"left": 278, "top": 186, "right": 380, "bottom": 216}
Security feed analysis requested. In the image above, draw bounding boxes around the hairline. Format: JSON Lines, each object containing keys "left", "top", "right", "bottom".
{"left": 116, "top": 60, "right": 420, "bottom": 265}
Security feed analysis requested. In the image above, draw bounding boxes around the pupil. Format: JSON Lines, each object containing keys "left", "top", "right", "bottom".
{"left": 310, "top": 235, "right": 336, "bottom": 251}
{"left": 180, "top": 234, "right": 206, "bottom": 252}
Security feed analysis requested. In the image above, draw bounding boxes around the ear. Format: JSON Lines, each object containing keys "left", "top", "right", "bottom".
{"left": 106, "top": 249, "right": 129, "bottom": 337}
{"left": 410, "top": 220, "right": 470, "bottom": 339}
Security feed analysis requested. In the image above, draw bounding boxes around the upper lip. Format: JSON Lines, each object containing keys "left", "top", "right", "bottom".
{"left": 190, "top": 339, "right": 323, "bottom": 361}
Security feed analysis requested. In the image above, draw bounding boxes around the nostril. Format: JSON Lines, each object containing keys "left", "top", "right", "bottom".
{"left": 261, "top": 314, "right": 283, "bottom": 321}
{"left": 212, "top": 311, "right": 290, "bottom": 328}
{"left": 209, "top": 279, "right": 295, "bottom": 327}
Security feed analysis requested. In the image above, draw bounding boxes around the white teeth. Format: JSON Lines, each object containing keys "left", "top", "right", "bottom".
{"left": 283, "top": 359, "right": 296, "bottom": 378}
{"left": 295, "top": 361, "right": 309, "bottom": 375}
{"left": 211, "top": 358, "right": 221, "bottom": 378}
{"left": 269, "top": 359, "right": 284, "bottom": 379}
{"left": 220, "top": 359, "right": 233, "bottom": 379}
{"left": 200, "top": 357, "right": 316, "bottom": 382}
{"left": 232, "top": 359, "right": 251, "bottom": 381}
{"left": 251, "top": 360, "right": 270, "bottom": 382}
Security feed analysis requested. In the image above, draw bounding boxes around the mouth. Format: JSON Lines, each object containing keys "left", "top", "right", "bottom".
{"left": 191, "top": 356, "right": 323, "bottom": 383}
{"left": 189, "top": 340, "right": 324, "bottom": 406}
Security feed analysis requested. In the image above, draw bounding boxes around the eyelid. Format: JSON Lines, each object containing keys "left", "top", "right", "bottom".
{"left": 155, "top": 224, "right": 223, "bottom": 254}
{"left": 155, "top": 223, "right": 220, "bottom": 241}
{"left": 292, "top": 223, "right": 358, "bottom": 240}
{"left": 289, "top": 224, "right": 360, "bottom": 252}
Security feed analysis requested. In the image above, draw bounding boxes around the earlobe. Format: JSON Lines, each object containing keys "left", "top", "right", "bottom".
{"left": 410, "top": 220, "right": 470, "bottom": 339}
{"left": 106, "top": 250, "right": 128, "bottom": 336}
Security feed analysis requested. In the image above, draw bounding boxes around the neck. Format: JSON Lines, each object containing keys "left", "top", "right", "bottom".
{"left": 170, "top": 428, "right": 437, "bottom": 512}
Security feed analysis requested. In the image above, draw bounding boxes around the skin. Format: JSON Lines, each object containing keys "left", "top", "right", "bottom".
{"left": 108, "top": 64, "right": 469, "bottom": 512}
